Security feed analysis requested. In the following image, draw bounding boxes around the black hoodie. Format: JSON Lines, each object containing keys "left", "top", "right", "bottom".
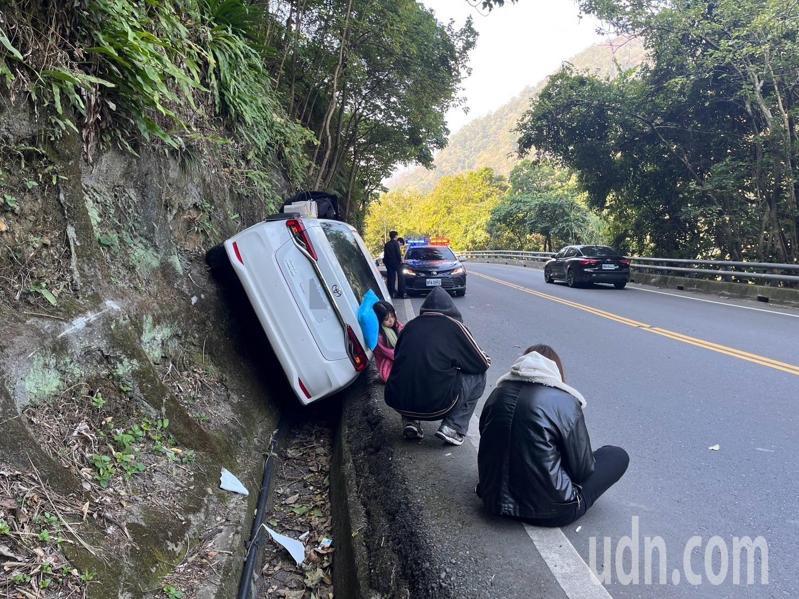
{"left": 385, "top": 288, "right": 490, "bottom": 419}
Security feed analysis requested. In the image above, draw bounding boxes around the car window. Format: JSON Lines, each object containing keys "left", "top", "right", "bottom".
{"left": 564, "top": 247, "right": 578, "bottom": 258}
{"left": 320, "top": 223, "right": 384, "bottom": 302}
{"left": 581, "top": 246, "right": 620, "bottom": 258}
{"left": 405, "top": 247, "right": 456, "bottom": 261}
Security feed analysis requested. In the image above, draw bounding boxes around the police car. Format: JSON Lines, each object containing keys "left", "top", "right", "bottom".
{"left": 401, "top": 238, "right": 467, "bottom": 297}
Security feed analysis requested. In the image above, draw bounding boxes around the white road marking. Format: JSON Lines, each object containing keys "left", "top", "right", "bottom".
{"left": 402, "top": 298, "right": 611, "bottom": 599}
{"left": 624, "top": 283, "right": 799, "bottom": 318}
{"left": 524, "top": 526, "right": 612, "bottom": 599}
{"left": 402, "top": 296, "right": 413, "bottom": 322}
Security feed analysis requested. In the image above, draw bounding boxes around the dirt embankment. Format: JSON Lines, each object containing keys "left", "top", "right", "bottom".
{"left": 0, "top": 100, "right": 293, "bottom": 598}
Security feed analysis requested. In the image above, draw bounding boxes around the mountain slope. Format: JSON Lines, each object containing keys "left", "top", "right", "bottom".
{"left": 388, "top": 36, "right": 645, "bottom": 191}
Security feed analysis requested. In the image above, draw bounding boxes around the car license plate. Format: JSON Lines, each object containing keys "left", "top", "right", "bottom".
{"left": 426, "top": 278, "right": 442, "bottom": 287}
{"left": 601, "top": 264, "right": 617, "bottom": 270}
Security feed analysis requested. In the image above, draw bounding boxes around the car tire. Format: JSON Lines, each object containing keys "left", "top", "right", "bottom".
{"left": 614, "top": 281, "right": 627, "bottom": 289}
{"left": 544, "top": 268, "right": 554, "bottom": 284}
{"left": 455, "top": 289, "right": 466, "bottom": 297}
{"left": 566, "top": 268, "right": 577, "bottom": 288}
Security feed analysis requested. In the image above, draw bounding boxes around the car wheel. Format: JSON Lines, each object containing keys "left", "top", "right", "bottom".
{"left": 614, "top": 281, "right": 627, "bottom": 289}
{"left": 455, "top": 289, "right": 466, "bottom": 297}
{"left": 566, "top": 268, "right": 577, "bottom": 288}
{"left": 544, "top": 268, "right": 554, "bottom": 284}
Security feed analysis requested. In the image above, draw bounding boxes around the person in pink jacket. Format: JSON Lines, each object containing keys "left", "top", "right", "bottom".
{"left": 373, "top": 301, "right": 404, "bottom": 383}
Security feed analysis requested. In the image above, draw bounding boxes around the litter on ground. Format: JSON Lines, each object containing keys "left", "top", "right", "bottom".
{"left": 262, "top": 525, "right": 305, "bottom": 566}
{"left": 219, "top": 468, "right": 249, "bottom": 496}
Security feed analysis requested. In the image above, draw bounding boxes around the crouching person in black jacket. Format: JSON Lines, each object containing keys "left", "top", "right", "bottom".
{"left": 385, "top": 287, "right": 490, "bottom": 446}
{"left": 477, "top": 344, "right": 628, "bottom": 526}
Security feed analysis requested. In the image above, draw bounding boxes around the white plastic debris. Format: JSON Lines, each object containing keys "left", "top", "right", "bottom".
{"left": 219, "top": 468, "right": 249, "bottom": 496}
{"left": 575, "top": 526, "right": 582, "bottom": 533}
{"left": 191, "top": 295, "right": 198, "bottom": 305}
{"left": 318, "top": 538, "right": 333, "bottom": 550}
{"left": 708, "top": 444, "right": 720, "bottom": 451}
{"left": 298, "top": 531, "right": 310, "bottom": 542}
{"left": 262, "top": 525, "right": 305, "bottom": 566}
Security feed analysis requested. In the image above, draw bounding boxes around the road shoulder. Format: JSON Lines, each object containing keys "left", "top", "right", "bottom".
{"left": 333, "top": 370, "right": 569, "bottom": 598}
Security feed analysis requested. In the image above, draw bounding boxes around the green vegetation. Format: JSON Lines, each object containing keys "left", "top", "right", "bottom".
{"left": 163, "top": 585, "right": 184, "bottom": 599}
{"left": 1, "top": 0, "right": 475, "bottom": 219}
{"left": 365, "top": 168, "right": 507, "bottom": 252}
{"left": 518, "top": 0, "right": 799, "bottom": 261}
{"left": 90, "top": 415, "right": 187, "bottom": 488}
{"left": 1, "top": 0, "right": 311, "bottom": 201}
{"left": 489, "top": 161, "right": 607, "bottom": 251}
{"left": 367, "top": 162, "right": 608, "bottom": 254}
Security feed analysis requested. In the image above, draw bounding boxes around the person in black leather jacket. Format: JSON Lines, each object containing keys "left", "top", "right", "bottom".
{"left": 477, "top": 344, "right": 628, "bottom": 526}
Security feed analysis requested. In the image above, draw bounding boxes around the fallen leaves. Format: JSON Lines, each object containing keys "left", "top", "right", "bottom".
{"left": 0, "top": 467, "right": 91, "bottom": 596}
{"left": 259, "top": 423, "right": 334, "bottom": 598}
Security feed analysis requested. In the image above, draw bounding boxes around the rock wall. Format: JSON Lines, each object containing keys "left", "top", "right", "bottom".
{"left": 0, "top": 100, "right": 292, "bottom": 597}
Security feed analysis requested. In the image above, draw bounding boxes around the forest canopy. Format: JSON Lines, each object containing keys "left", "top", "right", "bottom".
{"left": 517, "top": 0, "right": 799, "bottom": 261}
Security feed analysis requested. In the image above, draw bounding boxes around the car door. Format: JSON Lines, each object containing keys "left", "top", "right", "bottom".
{"left": 563, "top": 247, "right": 581, "bottom": 275}
{"left": 552, "top": 247, "right": 569, "bottom": 277}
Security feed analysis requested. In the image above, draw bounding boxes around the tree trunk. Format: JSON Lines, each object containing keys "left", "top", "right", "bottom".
{"left": 344, "top": 157, "right": 360, "bottom": 223}
{"left": 765, "top": 52, "right": 799, "bottom": 260}
{"left": 314, "top": 0, "right": 354, "bottom": 189}
{"left": 274, "top": 2, "right": 295, "bottom": 89}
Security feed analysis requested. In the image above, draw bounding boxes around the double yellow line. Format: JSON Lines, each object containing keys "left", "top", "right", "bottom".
{"left": 473, "top": 271, "right": 799, "bottom": 377}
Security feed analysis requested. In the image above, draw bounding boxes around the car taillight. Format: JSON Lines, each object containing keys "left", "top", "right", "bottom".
{"left": 346, "top": 326, "right": 368, "bottom": 372}
{"left": 579, "top": 258, "right": 601, "bottom": 266}
{"left": 619, "top": 258, "right": 630, "bottom": 266}
{"left": 286, "top": 218, "right": 318, "bottom": 261}
{"left": 298, "top": 378, "right": 312, "bottom": 399}
{"left": 232, "top": 241, "right": 244, "bottom": 264}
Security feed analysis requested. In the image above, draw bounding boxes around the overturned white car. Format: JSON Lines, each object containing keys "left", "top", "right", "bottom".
{"left": 213, "top": 210, "right": 389, "bottom": 404}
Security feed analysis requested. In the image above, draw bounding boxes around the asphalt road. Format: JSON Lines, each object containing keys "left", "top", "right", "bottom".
{"left": 390, "top": 262, "right": 799, "bottom": 599}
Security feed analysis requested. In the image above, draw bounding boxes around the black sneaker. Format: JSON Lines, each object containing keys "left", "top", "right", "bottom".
{"left": 435, "top": 424, "right": 464, "bottom": 446}
{"left": 402, "top": 419, "right": 424, "bottom": 440}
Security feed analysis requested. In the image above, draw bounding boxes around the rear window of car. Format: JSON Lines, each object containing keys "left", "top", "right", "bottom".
{"left": 320, "top": 223, "right": 384, "bottom": 302}
{"left": 581, "top": 246, "right": 620, "bottom": 258}
{"left": 405, "top": 246, "right": 456, "bottom": 261}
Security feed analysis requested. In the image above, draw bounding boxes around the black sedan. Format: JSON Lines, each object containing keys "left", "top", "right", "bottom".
{"left": 544, "top": 245, "right": 630, "bottom": 289}
{"left": 402, "top": 245, "right": 466, "bottom": 296}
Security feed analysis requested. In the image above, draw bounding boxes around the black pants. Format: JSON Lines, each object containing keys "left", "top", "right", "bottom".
{"left": 525, "top": 445, "right": 629, "bottom": 527}
{"left": 386, "top": 265, "right": 404, "bottom": 298}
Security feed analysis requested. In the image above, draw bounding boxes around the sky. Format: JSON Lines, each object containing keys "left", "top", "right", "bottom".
{"left": 422, "top": 0, "right": 605, "bottom": 133}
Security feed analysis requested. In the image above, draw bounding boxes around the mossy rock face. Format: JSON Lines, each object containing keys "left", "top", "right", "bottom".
{"left": 1, "top": 97, "right": 289, "bottom": 597}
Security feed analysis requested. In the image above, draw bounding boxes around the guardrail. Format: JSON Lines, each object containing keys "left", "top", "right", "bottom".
{"left": 459, "top": 250, "right": 799, "bottom": 287}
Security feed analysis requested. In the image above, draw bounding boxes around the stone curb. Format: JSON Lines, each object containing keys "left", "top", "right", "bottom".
{"left": 331, "top": 372, "right": 452, "bottom": 599}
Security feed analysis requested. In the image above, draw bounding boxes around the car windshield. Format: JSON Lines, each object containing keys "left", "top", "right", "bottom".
{"left": 581, "top": 246, "right": 620, "bottom": 258}
{"left": 405, "top": 247, "right": 456, "bottom": 261}
{"left": 320, "top": 223, "right": 384, "bottom": 302}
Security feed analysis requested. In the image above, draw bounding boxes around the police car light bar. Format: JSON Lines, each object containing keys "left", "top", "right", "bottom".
{"left": 429, "top": 237, "right": 450, "bottom": 246}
